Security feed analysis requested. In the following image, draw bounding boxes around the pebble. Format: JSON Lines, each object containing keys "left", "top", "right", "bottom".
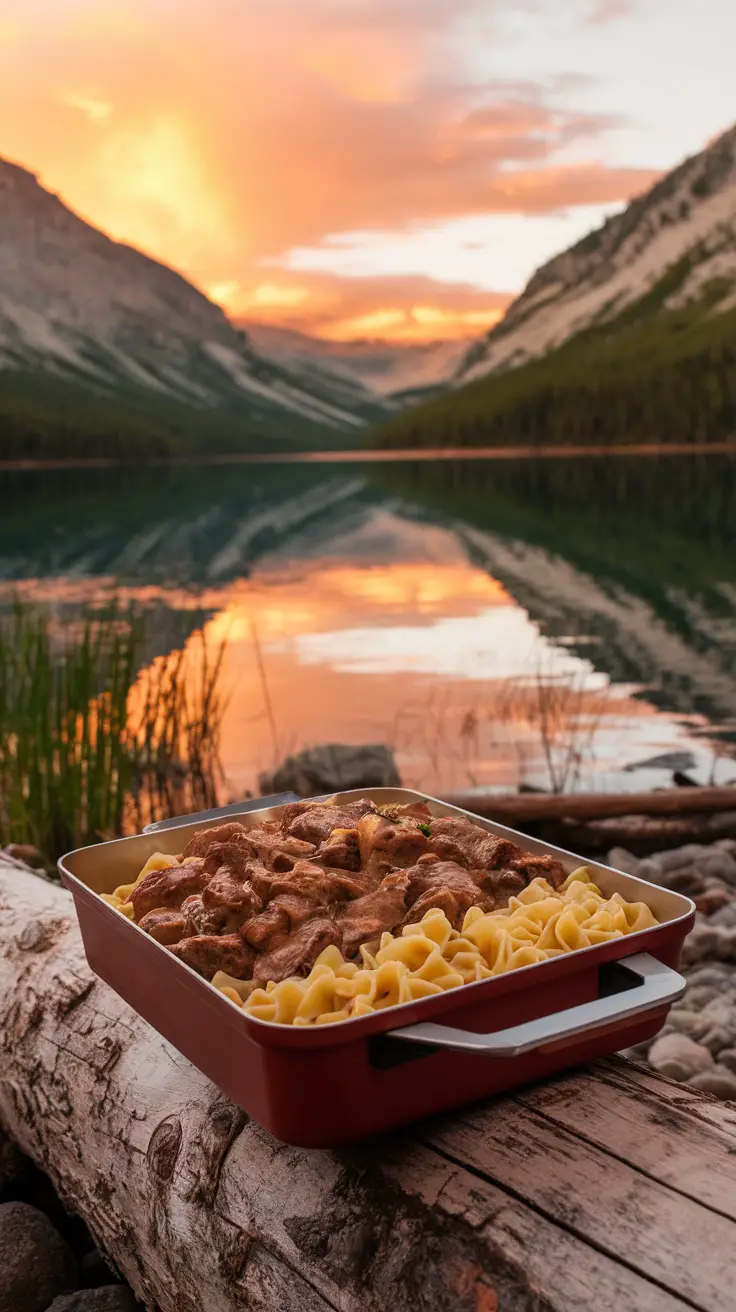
{"left": 698, "top": 853, "right": 736, "bottom": 886}
{"left": 700, "top": 1026, "right": 734, "bottom": 1057}
{"left": 717, "top": 1049, "right": 736, "bottom": 1075}
{"left": 635, "top": 859, "right": 667, "bottom": 886}
{"left": 45, "top": 1291, "right": 139, "bottom": 1312}
{"left": 666, "top": 1009, "right": 709, "bottom": 1039}
{"left": 711, "top": 904, "right": 736, "bottom": 929}
{"left": 687, "top": 1070, "right": 736, "bottom": 1101}
{"left": 607, "top": 848, "right": 641, "bottom": 876}
{"left": 647, "top": 1033, "right": 714, "bottom": 1082}
{"left": 685, "top": 965, "right": 734, "bottom": 988}
{"left": 0, "top": 1202, "right": 77, "bottom": 1312}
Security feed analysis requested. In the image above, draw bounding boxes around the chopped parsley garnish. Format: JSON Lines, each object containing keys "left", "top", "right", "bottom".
{"left": 417, "top": 822, "right": 432, "bottom": 838}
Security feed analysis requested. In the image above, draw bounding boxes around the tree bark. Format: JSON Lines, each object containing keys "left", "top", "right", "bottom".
{"left": 2, "top": 860, "right": 735, "bottom": 1312}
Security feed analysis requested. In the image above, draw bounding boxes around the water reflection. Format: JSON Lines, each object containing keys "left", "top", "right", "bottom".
{"left": 2, "top": 453, "right": 735, "bottom": 798}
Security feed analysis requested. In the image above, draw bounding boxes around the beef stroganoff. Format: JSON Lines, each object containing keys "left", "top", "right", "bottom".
{"left": 101, "top": 798, "right": 659, "bottom": 1025}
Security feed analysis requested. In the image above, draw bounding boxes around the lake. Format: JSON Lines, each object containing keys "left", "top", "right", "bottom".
{"left": 3, "top": 450, "right": 735, "bottom": 799}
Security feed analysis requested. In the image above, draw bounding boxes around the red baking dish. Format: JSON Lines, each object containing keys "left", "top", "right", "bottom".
{"left": 59, "top": 788, "right": 694, "bottom": 1148}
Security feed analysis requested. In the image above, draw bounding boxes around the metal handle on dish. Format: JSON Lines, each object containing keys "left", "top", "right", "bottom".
{"left": 142, "top": 793, "right": 301, "bottom": 834}
{"left": 386, "top": 953, "right": 685, "bottom": 1057}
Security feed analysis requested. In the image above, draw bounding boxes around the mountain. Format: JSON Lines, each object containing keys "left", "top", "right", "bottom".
{"left": 372, "top": 124, "right": 736, "bottom": 451}
{"left": 242, "top": 321, "right": 467, "bottom": 400}
{"left": 456, "top": 124, "right": 736, "bottom": 383}
{"left": 0, "top": 159, "right": 394, "bottom": 458}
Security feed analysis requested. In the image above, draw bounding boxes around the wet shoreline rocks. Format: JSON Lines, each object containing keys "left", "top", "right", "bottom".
{"left": 612, "top": 838, "right": 736, "bottom": 1098}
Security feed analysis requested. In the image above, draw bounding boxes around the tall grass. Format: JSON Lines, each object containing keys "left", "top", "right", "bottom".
{"left": 0, "top": 603, "right": 226, "bottom": 863}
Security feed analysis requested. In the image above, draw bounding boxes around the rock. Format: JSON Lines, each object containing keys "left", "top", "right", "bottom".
{"left": 647, "top": 1033, "right": 713, "bottom": 1082}
{"left": 258, "top": 742, "right": 401, "bottom": 798}
{"left": 696, "top": 852, "right": 736, "bottom": 886}
{"left": 655, "top": 845, "right": 707, "bottom": 873}
{"left": 715, "top": 839, "right": 736, "bottom": 856}
{"left": 711, "top": 905, "right": 736, "bottom": 929}
{"left": 666, "top": 868, "right": 705, "bottom": 895}
{"left": 687, "top": 1070, "right": 736, "bottom": 1101}
{"left": 693, "top": 888, "right": 733, "bottom": 915}
{"left": 3, "top": 843, "right": 44, "bottom": 867}
{"left": 45, "top": 1291, "right": 139, "bottom": 1312}
{"left": 685, "top": 965, "right": 733, "bottom": 988}
{"left": 682, "top": 984, "right": 722, "bottom": 1008}
{"left": 607, "top": 848, "right": 640, "bottom": 876}
{"left": 0, "top": 1202, "right": 76, "bottom": 1312}
{"left": 717, "top": 1048, "right": 736, "bottom": 1075}
{"left": 666, "top": 1009, "right": 709, "bottom": 1039}
{"left": 682, "top": 924, "right": 734, "bottom": 966}
{"left": 700, "top": 1026, "right": 735, "bottom": 1057}
{"left": 633, "top": 858, "right": 666, "bottom": 885}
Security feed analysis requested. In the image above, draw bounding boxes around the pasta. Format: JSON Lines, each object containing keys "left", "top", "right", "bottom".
{"left": 213, "top": 867, "right": 659, "bottom": 1026}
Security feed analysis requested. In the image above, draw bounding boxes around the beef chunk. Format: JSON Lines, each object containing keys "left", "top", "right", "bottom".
{"left": 509, "top": 852, "right": 567, "bottom": 889}
{"left": 130, "top": 860, "right": 208, "bottom": 920}
{"left": 242, "top": 903, "right": 290, "bottom": 950}
{"left": 338, "top": 872, "right": 410, "bottom": 955}
{"left": 138, "top": 907, "right": 187, "bottom": 945}
{"left": 281, "top": 798, "right": 377, "bottom": 846}
{"left": 252, "top": 918, "right": 342, "bottom": 984}
{"left": 356, "top": 813, "right": 432, "bottom": 873}
{"left": 201, "top": 867, "right": 262, "bottom": 932}
{"left": 315, "top": 827, "right": 361, "bottom": 872}
{"left": 428, "top": 818, "right": 521, "bottom": 872}
{"left": 250, "top": 858, "right": 374, "bottom": 905}
{"left": 403, "top": 859, "right": 494, "bottom": 928}
{"left": 182, "top": 821, "right": 253, "bottom": 860}
{"left": 170, "top": 934, "right": 254, "bottom": 981}
{"left": 181, "top": 894, "right": 223, "bottom": 938}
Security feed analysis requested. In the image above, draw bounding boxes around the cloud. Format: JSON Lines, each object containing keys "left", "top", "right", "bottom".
{"left": 585, "top": 0, "right": 635, "bottom": 24}
{"left": 0, "top": 0, "right": 655, "bottom": 338}
{"left": 232, "top": 270, "right": 512, "bottom": 341}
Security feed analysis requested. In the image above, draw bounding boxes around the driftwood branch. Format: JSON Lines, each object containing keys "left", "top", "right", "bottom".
{"left": 1, "top": 861, "right": 736, "bottom": 1312}
{"left": 444, "top": 785, "right": 736, "bottom": 825}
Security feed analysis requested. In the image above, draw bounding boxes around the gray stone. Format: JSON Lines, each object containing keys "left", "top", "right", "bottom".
{"left": 696, "top": 852, "right": 736, "bottom": 886}
{"left": 46, "top": 1291, "right": 139, "bottom": 1312}
{"left": 667, "top": 1009, "right": 709, "bottom": 1039}
{"left": 685, "top": 965, "right": 733, "bottom": 988}
{"left": 700, "top": 1026, "right": 735, "bottom": 1057}
{"left": 647, "top": 1033, "right": 713, "bottom": 1082}
{"left": 715, "top": 839, "right": 736, "bottom": 856}
{"left": 655, "top": 846, "right": 705, "bottom": 873}
{"left": 687, "top": 1069, "right": 736, "bottom": 1101}
{"left": 634, "top": 859, "right": 666, "bottom": 886}
{"left": 0, "top": 1202, "right": 76, "bottom": 1312}
{"left": 607, "top": 848, "right": 641, "bottom": 876}
{"left": 258, "top": 742, "right": 401, "bottom": 798}
{"left": 711, "top": 905, "right": 736, "bottom": 929}
{"left": 717, "top": 1048, "right": 736, "bottom": 1075}
{"left": 682, "top": 984, "right": 722, "bottom": 1008}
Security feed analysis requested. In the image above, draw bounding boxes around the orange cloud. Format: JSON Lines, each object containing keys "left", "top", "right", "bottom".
{"left": 0, "top": 0, "right": 656, "bottom": 340}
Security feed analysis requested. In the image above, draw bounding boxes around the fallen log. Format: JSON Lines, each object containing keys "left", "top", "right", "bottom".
{"left": 2, "top": 860, "right": 736, "bottom": 1312}
{"left": 443, "top": 785, "right": 736, "bottom": 825}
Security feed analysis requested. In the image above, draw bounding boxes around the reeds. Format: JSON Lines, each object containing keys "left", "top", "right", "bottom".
{"left": 0, "top": 602, "right": 226, "bottom": 864}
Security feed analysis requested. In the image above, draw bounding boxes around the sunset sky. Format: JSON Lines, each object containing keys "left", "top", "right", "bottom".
{"left": 1, "top": 0, "right": 734, "bottom": 341}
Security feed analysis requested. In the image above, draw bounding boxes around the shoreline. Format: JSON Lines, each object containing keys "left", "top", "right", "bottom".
{"left": 2, "top": 439, "right": 736, "bottom": 472}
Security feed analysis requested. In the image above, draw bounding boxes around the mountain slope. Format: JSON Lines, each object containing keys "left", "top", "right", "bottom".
{"left": 456, "top": 124, "right": 736, "bottom": 383}
{"left": 0, "top": 159, "right": 391, "bottom": 454}
{"left": 242, "top": 321, "right": 466, "bottom": 399}
{"left": 371, "top": 125, "right": 736, "bottom": 451}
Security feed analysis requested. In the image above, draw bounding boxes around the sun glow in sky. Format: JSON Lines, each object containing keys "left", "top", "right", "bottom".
{"left": 0, "top": 0, "right": 734, "bottom": 340}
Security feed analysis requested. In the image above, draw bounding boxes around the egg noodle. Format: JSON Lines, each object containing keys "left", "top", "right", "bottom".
{"left": 207, "top": 867, "right": 659, "bottom": 1026}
